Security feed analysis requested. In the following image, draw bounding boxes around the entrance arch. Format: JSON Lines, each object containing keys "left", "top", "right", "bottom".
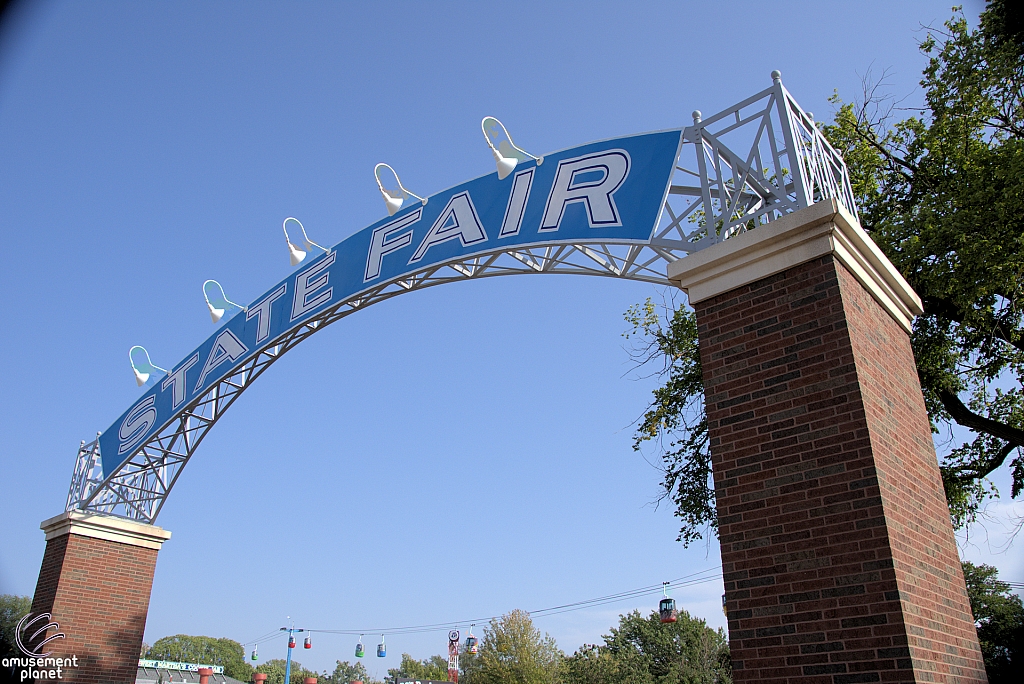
{"left": 67, "top": 75, "right": 851, "bottom": 524}
{"left": 32, "top": 73, "right": 988, "bottom": 684}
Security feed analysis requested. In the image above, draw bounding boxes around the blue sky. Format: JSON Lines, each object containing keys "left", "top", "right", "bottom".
{"left": 1, "top": 0, "right": 1017, "bottom": 679}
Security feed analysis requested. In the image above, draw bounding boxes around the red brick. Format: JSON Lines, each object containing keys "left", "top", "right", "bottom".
{"left": 28, "top": 532, "right": 159, "bottom": 684}
{"left": 701, "top": 256, "right": 986, "bottom": 683}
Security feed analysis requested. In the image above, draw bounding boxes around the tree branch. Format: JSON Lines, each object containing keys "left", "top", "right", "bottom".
{"left": 938, "top": 387, "right": 1024, "bottom": 446}
{"left": 923, "top": 295, "right": 1024, "bottom": 353}
{"left": 852, "top": 125, "right": 919, "bottom": 185}
{"left": 944, "top": 440, "right": 1018, "bottom": 480}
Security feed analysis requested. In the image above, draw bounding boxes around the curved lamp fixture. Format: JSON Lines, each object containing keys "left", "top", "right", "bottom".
{"left": 202, "top": 280, "right": 246, "bottom": 323}
{"left": 129, "top": 345, "right": 168, "bottom": 387}
{"left": 283, "top": 217, "right": 330, "bottom": 266}
{"left": 482, "top": 116, "right": 543, "bottom": 180}
{"left": 374, "top": 163, "right": 427, "bottom": 216}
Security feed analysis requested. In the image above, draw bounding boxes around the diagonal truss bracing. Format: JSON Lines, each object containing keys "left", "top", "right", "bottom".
{"left": 67, "top": 73, "right": 858, "bottom": 523}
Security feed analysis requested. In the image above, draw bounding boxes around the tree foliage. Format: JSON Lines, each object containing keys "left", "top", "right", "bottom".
{"left": 629, "top": 1, "right": 1024, "bottom": 544}
{"left": 961, "top": 561, "right": 1024, "bottom": 682}
{"left": 0, "top": 595, "right": 31, "bottom": 659}
{"left": 823, "top": 3, "right": 1024, "bottom": 527}
{"left": 386, "top": 653, "right": 448, "bottom": 683}
{"left": 624, "top": 299, "right": 713, "bottom": 546}
{"left": 460, "top": 610, "right": 561, "bottom": 684}
{"left": 323, "top": 659, "right": 382, "bottom": 684}
{"left": 560, "top": 609, "right": 730, "bottom": 684}
{"left": 254, "top": 658, "right": 319, "bottom": 684}
{"left": 147, "top": 635, "right": 254, "bottom": 682}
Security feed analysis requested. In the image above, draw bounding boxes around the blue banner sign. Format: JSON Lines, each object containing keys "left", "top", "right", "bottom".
{"left": 99, "top": 129, "right": 684, "bottom": 477}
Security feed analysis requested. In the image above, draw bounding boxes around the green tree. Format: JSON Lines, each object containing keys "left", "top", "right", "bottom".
{"left": 962, "top": 561, "right": 1024, "bottom": 682}
{"left": 558, "top": 644, "right": 651, "bottom": 684}
{"left": 460, "top": 610, "right": 561, "bottom": 684}
{"left": 385, "top": 653, "right": 448, "bottom": 682}
{"left": 560, "top": 610, "right": 730, "bottom": 684}
{"left": 823, "top": 2, "right": 1024, "bottom": 528}
{"left": 628, "top": 1, "right": 1024, "bottom": 546}
{"left": 146, "top": 635, "right": 254, "bottom": 682}
{"left": 0, "top": 595, "right": 31, "bottom": 658}
{"left": 624, "top": 299, "right": 712, "bottom": 546}
{"left": 322, "top": 659, "right": 382, "bottom": 684}
{"left": 255, "top": 658, "right": 318, "bottom": 684}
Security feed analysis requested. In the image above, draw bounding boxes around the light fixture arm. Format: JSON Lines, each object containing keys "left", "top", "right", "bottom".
{"left": 481, "top": 117, "right": 543, "bottom": 165}
{"left": 202, "top": 280, "right": 246, "bottom": 311}
{"left": 374, "top": 163, "right": 428, "bottom": 205}
{"left": 129, "top": 346, "right": 168, "bottom": 374}
{"left": 129, "top": 345, "right": 168, "bottom": 386}
{"left": 283, "top": 217, "right": 330, "bottom": 255}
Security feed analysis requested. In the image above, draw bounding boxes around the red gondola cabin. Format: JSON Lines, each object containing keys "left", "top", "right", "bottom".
{"left": 659, "top": 597, "right": 678, "bottom": 624}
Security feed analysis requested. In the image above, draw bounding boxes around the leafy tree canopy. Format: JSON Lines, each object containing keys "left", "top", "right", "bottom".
{"left": 823, "top": 2, "right": 1024, "bottom": 528}
{"left": 323, "top": 659, "right": 382, "bottom": 684}
{"left": 386, "top": 653, "right": 448, "bottom": 683}
{"left": 560, "top": 609, "right": 730, "bottom": 684}
{"left": 147, "top": 635, "right": 254, "bottom": 682}
{"left": 0, "top": 595, "right": 31, "bottom": 658}
{"left": 460, "top": 610, "right": 561, "bottom": 684}
{"left": 962, "top": 561, "right": 1024, "bottom": 682}
{"left": 628, "top": 1, "right": 1024, "bottom": 545}
{"left": 254, "top": 658, "right": 318, "bottom": 684}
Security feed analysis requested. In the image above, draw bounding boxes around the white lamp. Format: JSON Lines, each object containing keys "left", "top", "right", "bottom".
{"left": 282, "top": 217, "right": 330, "bottom": 266}
{"left": 374, "top": 163, "right": 428, "bottom": 216}
{"left": 482, "top": 117, "right": 542, "bottom": 180}
{"left": 129, "top": 346, "right": 168, "bottom": 387}
{"left": 202, "top": 280, "right": 246, "bottom": 323}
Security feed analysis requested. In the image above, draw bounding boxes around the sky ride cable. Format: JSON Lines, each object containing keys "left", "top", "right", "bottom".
{"left": 244, "top": 565, "right": 724, "bottom": 643}
{"left": 243, "top": 629, "right": 287, "bottom": 648}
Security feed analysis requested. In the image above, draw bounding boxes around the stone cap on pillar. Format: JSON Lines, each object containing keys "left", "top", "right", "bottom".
{"left": 40, "top": 510, "right": 171, "bottom": 550}
{"left": 666, "top": 199, "right": 923, "bottom": 332}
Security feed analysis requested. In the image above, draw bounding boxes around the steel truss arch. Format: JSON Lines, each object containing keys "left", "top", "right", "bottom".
{"left": 67, "top": 73, "right": 857, "bottom": 523}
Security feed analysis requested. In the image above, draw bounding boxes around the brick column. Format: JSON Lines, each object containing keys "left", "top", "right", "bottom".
{"left": 28, "top": 511, "right": 171, "bottom": 684}
{"left": 668, "top": 200, "right": 987, "bottom": 683}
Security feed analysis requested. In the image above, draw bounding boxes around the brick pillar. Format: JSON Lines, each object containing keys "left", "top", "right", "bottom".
{"left": 28, "top": 511, "right": 171, "bottom": 684}
{"left": 668, "top": 200, "right": 987, "bottom": 683}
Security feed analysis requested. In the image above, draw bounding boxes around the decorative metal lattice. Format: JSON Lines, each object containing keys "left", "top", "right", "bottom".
{"left": 66, "top": 73, "right": 857, "bottom": 523}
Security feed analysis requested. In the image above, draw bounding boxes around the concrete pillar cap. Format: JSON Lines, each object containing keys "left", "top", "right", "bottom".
{"left": 40, "top": 510, "right": 171, "bottom": 550}
{"left": 667, "top": 199, "right": 923, "bottom": 332}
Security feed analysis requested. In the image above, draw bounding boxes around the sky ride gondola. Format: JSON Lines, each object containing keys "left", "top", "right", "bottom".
{"left": 659, "top": 582, "right": 678, "bottom": 624}
{"left": 303, "top": 634, "right": 312, "bottom": 649}
{"left": 465, "top": 624, "right": 478, "bottom": 654}
{"left": 377, "top": 635, "right": 386, "bottom": 658}
{"left": 355, "top": 635, "right": 365, "bottom": 658}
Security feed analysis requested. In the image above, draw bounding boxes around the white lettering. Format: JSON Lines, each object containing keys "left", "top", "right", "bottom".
{"left": 291, "top": 251, "right": 337, "bottom": 321}
{"left": 246, "top": 283, "right": 287, "bottom": 344}
{"left": 410, "top": 192, "right": 486, "bottom": 263}
{"left": 364, "top": 210, "right": 421, "bottom": 281}
{"left": 499, "top": 168, "right": 534, "bottom": 238}
{"left": 161, "top": 353, "right": 199, "bottom": 410}
{"left": 540, "top": 150, "right": 630, "bottom": 231}
{"left": 117, "top": 395, "right": 157, "bottom": 455}
{"left": 194, "top": 330, "right": 249, "bottom": 392}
